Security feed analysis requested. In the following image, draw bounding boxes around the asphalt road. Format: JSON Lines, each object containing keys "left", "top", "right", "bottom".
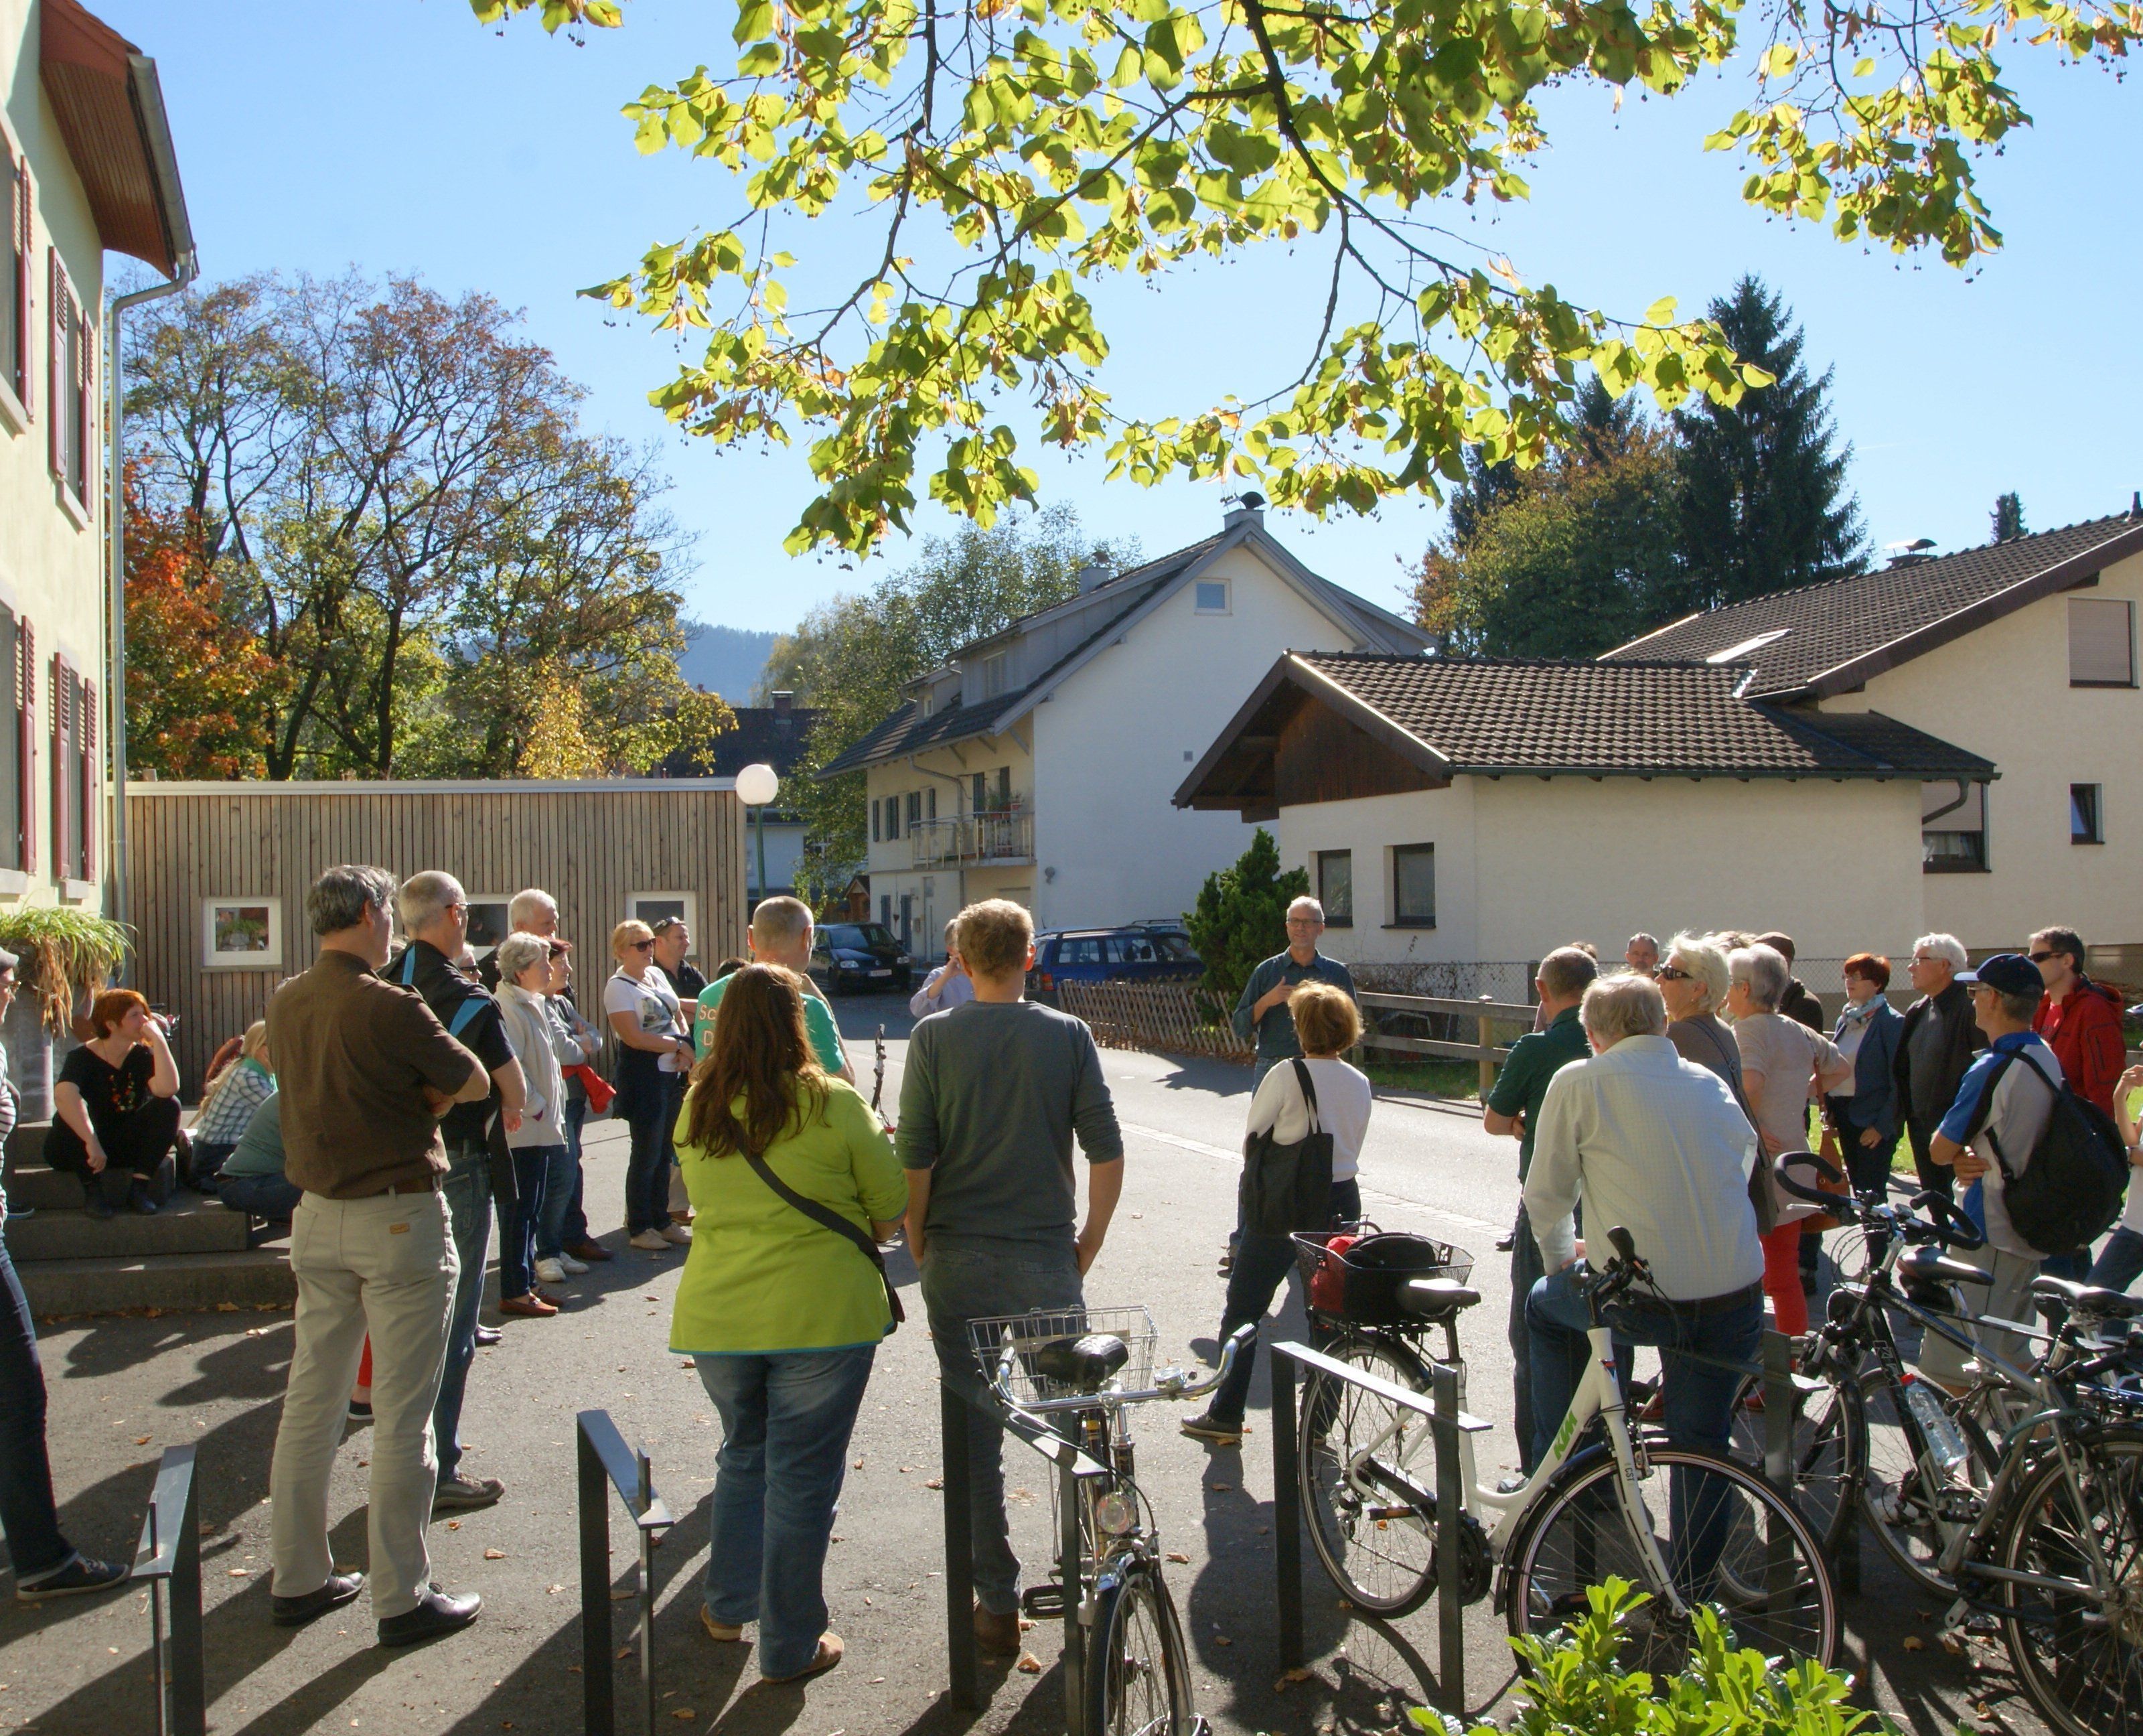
{"left": 0, "top": 996, "right": 2049, "bottom": 1736}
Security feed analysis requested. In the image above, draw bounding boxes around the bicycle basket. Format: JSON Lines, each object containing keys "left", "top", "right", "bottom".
{"left": 967, "top": 1305, "right": 1159, "bottom": 1407}
{"left": 1291, "top": 1228, "right": 1473, "bottom": 1327}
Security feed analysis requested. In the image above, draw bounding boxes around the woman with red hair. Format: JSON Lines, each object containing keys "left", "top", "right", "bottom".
{"left": 44, "top": 989, "right": 182, "bottom": 1218}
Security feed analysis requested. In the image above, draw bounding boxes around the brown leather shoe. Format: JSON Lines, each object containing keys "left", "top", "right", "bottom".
{"left": 973, "top": 1603, "right": 1021, "bottom": 1654}
{"left": 499, "top": 1293, "right": 558, "bottom": 1318}
{"left": 567, "top": 1240, "right": 613, "bottom": 1264}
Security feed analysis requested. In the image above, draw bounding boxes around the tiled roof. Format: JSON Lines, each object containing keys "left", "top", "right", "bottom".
{"left": 1292, "top": 652, "right": 1992, "bottom": 779}
{"left": 658, "top": 705, "right": 820, "bottom": 779}
{"left": 948, "top": 537, "right": 1220, "bottom": 658}
{"left": 1606, "top": 512, "right": 2143, "bottom": 698}
{"left": 815, "top": 691, "right": 1026, "bottom": 778}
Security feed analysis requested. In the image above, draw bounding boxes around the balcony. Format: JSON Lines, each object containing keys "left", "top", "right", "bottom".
{"left": 911, "top": 810, "right": 1035, "bottom": 869}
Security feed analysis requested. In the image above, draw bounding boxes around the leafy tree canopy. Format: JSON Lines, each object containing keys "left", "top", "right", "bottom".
{"left": 475, "top": 0, "right": 2133, "bottom": 557}
{"left": 1183, "top": 826, "right": 1309, "bottom": 1001}
{"left": 1991, "top": 490, "right": 2026, "bottom": 542}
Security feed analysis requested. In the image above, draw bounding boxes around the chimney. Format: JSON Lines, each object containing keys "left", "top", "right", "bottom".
{"left": 1223, "top": 490, "right": 1266, "bottom": 530}
{"left": 771, "top": 689, "right": 794, "bottom": 718}
{"left": 1077, "top": 562, "right": 1112, "bottom": 594}
{"left": 1885, "top": 536, "right": 1938, "bottom": 570}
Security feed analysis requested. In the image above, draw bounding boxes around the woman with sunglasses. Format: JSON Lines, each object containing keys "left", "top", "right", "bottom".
{"left": 607, "top": 920, "right": 695, "bottom": 1252}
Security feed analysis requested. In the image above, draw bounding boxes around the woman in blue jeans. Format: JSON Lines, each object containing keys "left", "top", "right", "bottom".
{"left": 605, "top": 921, "right": 694, "bottom": 1252}
{"left": 671, "top": 964, "right": 907, "bottom": 1682}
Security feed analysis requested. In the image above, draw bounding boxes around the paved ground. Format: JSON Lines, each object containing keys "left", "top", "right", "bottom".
{"left": 1, "top": 999, "right": 2047, "bottom": 1735}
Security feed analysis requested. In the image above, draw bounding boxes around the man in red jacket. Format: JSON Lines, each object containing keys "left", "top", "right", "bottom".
{"left": 2031, "top": 926, "right": 2127, "bottom": 1114}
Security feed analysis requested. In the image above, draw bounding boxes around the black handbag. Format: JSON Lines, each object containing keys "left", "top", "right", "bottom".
{"left": 740, "top": 1149, "right": 905, "bottom": 1327}
{"left": 1239, "top": 1059, "right": 1337, "bottom": 1237}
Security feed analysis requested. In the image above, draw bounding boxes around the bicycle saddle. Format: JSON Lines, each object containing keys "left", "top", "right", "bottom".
{"left": 1033, "top": 1333, "right": 1130, "bottom": 1392}
{"left": 1398, "top": 1277, "right": 1482, "bottom": 1320}
{"left": 2030, "top": 1276, "right": 2143, "bottom": 1319}
{"left": 1897, "top": 1246, "right": 1995, "bottom": 1290}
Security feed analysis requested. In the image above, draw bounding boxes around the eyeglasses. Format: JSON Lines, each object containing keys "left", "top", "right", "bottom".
{"left": 1652, "top": 965, "right": 1691, "bottom": 982}
{"left": 1911, "top": 954, "right": 1941, "bottom": 965}
{"left": 628, "top": 939, "right": 656, "bottom": 952}
{"left": 2028, "top": 950, "right": 2057, "bottom": 963}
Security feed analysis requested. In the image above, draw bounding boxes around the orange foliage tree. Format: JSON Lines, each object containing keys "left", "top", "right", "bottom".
{"left": 123, "top": 475, "right": 277, "bottom": 779}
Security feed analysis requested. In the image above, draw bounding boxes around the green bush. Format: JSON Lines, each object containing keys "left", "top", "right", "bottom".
{"left": 1411, "top": 1580, "right": 1880, "bottom": 1736}
{"left": 1182, "top": 827, "right": 1310, "bottom": 1003}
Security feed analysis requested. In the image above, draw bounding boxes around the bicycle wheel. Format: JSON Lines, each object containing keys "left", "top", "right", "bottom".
{"left": 1087, "top": 1557, "right": 1195, "bottom": 1736}
{"left": 1727, "top": 1369, "right": 1859, "bottom": 1556}
{"left": 1858, "top": 1366, "right": 1996, "bottom": 1596}
{"left": 1299, "top": 1330, "right": 1438, "bottom": 1617}
{"left": 1998, "top": 1427, "right": 2143, "bottom": 1736}
{"left": 1507, "top": 1444, "right": 1838, "bottom": 1672}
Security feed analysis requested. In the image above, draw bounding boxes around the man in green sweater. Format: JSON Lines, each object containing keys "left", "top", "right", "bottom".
{"left": 899, "top": 899, "right": 1124, "bottom": 1656}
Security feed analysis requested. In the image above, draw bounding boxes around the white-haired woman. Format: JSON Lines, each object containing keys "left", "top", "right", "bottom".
{"left": 1657, "top": 934, "right": 1741, "bottom": 1096}
{"left": 495, "top": 931, "right": 574, "bottom": 1319}
{"left": 1726, "top": 944, "right": 1853, "bottom": 1336}
{"left": 188, "top": 1021, "right": 274, "bottom": 1189}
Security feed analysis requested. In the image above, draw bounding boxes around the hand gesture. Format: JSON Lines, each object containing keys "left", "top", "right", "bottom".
{"left": 1858, "top": 1127, "right": 1882, "bottom": 1149}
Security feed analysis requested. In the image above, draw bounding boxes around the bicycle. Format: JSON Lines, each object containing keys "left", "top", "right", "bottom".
{"left": 974, "top": 1306, "right": 1258, "bottom": 1736}
{"left": 1767, "top": 1151, "right": 2143, "bottom": 1736}
{"left": 1292, "top": 1224, "right": 1839, "bottom": 1676}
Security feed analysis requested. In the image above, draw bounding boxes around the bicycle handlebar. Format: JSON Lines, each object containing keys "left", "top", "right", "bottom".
{"left": 1769, "top": 1151, "right": 1986, "bottom": 1252}
{"left": 991, "top": 1320, "right": 1259, "bottom": 1417}
{"left": 1909, "top": 1189, "right": 1986, "bottom": 1252}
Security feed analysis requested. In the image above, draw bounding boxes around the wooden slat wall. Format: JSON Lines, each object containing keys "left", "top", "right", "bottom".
{"left": 125, "top": 783, "right": 745, "bottom": 1091}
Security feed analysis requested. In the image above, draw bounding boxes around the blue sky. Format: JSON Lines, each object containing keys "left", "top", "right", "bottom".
{"left": 100, "top": 1, "right": 2141, "bottom": 633}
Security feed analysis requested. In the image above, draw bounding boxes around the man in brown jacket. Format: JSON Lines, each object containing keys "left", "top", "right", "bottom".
{"left": 266, "top": 865, "right": 493, "bottom": 1648}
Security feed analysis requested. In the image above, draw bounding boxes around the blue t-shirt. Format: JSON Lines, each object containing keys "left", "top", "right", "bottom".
{"left": 1939, "top": 1030, "right": 2055, "bottom": 1241}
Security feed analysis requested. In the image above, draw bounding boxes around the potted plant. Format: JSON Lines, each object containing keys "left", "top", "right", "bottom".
{"left": 0, "top": 906, "right": 131, "bottom": 1126}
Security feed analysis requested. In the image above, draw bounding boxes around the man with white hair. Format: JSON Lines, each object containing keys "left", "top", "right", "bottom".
{"left": 1623, "top": 934, "right": 1659, "bottom": 976}
{"left": 1893, "top": 932, "right": 1984, "bottom": 1202}
{"left": 1522, "top": 973, "right": 1763, "bottom": 1471}
{"left": 1231, "top": 896, "right": 1356, "bottom": 1089}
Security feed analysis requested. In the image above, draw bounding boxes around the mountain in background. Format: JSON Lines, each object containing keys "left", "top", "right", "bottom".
{"left": 678, "top": 623, "right": 784, "bottom": 700}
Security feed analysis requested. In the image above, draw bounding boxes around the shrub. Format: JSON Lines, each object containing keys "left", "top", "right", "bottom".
{"left": 1181, "top": 827, "right": 1309, "bottom": 1003}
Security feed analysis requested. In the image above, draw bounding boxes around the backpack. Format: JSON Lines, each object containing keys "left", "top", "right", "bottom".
{"left": 1239, "top": 1060, "right": 1335, "bottom": 1237}
{"left": 1975, "top": 1047, "right": 2129, "bottom": 1259}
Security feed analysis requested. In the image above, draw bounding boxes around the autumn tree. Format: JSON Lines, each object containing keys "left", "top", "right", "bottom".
{"left": 475, "top": 0, "right": 2134, "bottom": 557}
{"left": 122, "top": 477, "right": 277, "bottom": 780}
{"left": 125, "top": 271, "right": 726, "bottom": 778}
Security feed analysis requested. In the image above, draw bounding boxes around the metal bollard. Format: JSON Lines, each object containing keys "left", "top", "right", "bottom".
{"left": 577, "top": 1410, "right": 673, "bottom": 1736}
{"left": 1270, "top": 1347, "right": 1303, "bottom": 1670}
{"left": 938, "top": 1384, "right": 980, "bottom": 1709}
{"left": 131, "top": 1445, "right": 204, "bottom": 1736}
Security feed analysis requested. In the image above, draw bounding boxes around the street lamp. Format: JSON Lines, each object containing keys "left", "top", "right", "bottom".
{"left": 736, "top": 762, "right": 780, "bottom": 912}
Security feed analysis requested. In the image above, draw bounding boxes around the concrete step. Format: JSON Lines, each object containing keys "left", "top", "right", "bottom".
{"left": 3, "top": 1189, "right": 255, "bottom": 1261}
{"left": 17, "top": 1246, "right": 294, "bottom": 1315}
{"left": 4, "top": 1159, "right": 84, "bottom": 1211}
{"left": 2, "top": 1118, "right": 50, "bottom": 1165}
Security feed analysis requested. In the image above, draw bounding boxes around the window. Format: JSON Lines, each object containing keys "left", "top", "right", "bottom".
{"left": 1923, "top": 780, "right": 1988, "bottom": 873}
{"left": 2072, "top": 784, "right": 2103, "bottom": 845}
{"left": 1315, "top": 849, "right": 1353, "bottom": 927}
{"left": 46, "top": 252, "right": 90, "bottom": 510}
{"left": 972, "top": 770, "right": 986, "bottom": 813}
{"left": 1195, "top": 579, "right": 1230, "bottom": 613}
{"left": 871, "top": 799, "right": 881, "bottom": 843}
{"left": 1059, "top": 936, "right": 1105, "bottom": 966}
{"left": 905, "top": 791, "right": 921, "bottom": 833}
{"left": 885, "top": 794, "right": 899, "bottom": 839}
{"left": 627, "top": 892, "right": 696, "bottom": 936}
{"left": 2069, "top": 598, "right": 2135, "bottom": 687}
{"left": 996, "top": 766, "right": 1012, "bottom": 810}
{"left": 1391, "top": 843, "right": 1436, "bottom": 927}
{"left": 980, "top": 651, "right": 1009, "bottom": 698}
{"left": 926, "top": 786, "right": 937, "bottom": 822}
{"left": 461, "top": 895, "right": 514, "bottom": 956}
{"left": 2, "top": 140, "right": 27, "bottom": 420}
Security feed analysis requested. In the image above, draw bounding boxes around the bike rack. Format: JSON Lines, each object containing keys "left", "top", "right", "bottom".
{"left": 577, "top": 1409, "right": 674, "bottom": 1736}
{"left": 1270, "top": 1340, "right": 1491, "bottom": 1713}
{"left": 130, "top": 1445, "right": 205, "bottom": 1736}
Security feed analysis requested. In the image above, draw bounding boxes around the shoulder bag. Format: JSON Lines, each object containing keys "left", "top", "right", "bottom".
{"left": 1239, "top": 1059, "right": 1337, "bottom": 1237}
{"left": 740, "top": 1147, "right": 905, "bottom": 1328}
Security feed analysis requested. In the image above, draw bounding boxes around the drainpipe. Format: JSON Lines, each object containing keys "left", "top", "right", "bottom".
{"left": 106, "top": 255, "right": 198, "bottom": 976}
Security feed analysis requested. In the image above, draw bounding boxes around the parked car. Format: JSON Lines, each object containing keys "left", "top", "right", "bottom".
{"left": 810, "top": 923, "right": 915, "bottom": 995}
{"left": 1027, "top": 924, "right": 1202, "bottom": 1003}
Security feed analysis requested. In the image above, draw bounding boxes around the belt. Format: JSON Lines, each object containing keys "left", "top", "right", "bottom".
{"left": 382, "top": 1175, "right": 443, "bottom": 1196}
{"left": 1619, "top": 1279, "right": 1765, "bottom": 1317}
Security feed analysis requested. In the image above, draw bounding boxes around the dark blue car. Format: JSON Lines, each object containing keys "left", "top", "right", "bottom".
{"left": 1028, "top": 925, "right": 1201, "bottom": 1003}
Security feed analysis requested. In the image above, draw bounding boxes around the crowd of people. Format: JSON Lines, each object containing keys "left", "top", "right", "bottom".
{"left": 3, "top": 866, "right": 2136, "bottom": 1688}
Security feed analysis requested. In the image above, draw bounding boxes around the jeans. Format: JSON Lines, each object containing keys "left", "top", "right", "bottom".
{"left": 533, "top": 1143, "right": 581, "bottom": 1262}
{"left": 1206, "top": 1177, "right": 1360, "bottom": 1427}
{"left": 2089, "top": 1228, "right": 2143, "bottom": 1295}
{"left": 0, "top": 1228, "right": 73, "bottom": 1585}
{"left": 218, "top": 1171, "right": 303, "bottom": 1224}
{"left": 559, "top": 1079, "right": 591, "bottom": 1247}
{"left": 432, "top": 1144, "right": 492, "bottom": 1482}
{"left": 1507, "top": 1204, "right": 1546, "bottom": 1471}
{"left": 920, "top": 1242, "right": 1084, "bottom": 1615}
{"left": 2041, "top": 1248, "right": 2091, "bottom": 1283}
{"left": 1527, "top": 1267, "right": 1763, "bottom": 1591}
{"left": 695, "top": 1346, "right": 877, "bottom": 1676}
{"left": 500, "top": 1146, "right": 561, "bottom": 1296}
{"left": 622, "top": 1086, "right": 677, "bottom": 1237}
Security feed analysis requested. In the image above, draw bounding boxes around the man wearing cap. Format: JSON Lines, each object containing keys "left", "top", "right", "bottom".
{"left": 1920, "top": 953, "right": 2067, "bottom": 1392}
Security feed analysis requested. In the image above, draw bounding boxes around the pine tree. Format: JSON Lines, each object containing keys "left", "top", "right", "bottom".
{"left": 1181, "top": 829, "right": 1310, "bottom": 1003}
{"left": 1673, "top": 277, "right": 1866, "bottom": 608}
{"left": 1991, "top": 492, "right": 2026, "bottom": 542}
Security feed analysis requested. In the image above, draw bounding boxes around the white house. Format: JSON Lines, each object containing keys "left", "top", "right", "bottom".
{"left": 819, "top": 504, "right": 1430, "bottom": 954}
{"left": 1177, "top": 503, "right": 2143, "bottom": 993}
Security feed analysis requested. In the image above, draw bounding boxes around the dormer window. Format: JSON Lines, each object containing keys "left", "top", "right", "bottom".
{"left": 980, "top": 652, "right": 1009, "bottom": 699}
{"left": 1195, "top": 579, "right": 1230, "bottom": 614}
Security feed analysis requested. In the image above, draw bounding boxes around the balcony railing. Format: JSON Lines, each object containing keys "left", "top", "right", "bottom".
{"left": 911, "top": 810, "right": 1034, "bottom": 868}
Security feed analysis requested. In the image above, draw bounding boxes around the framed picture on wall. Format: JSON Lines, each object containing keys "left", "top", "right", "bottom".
{"left": 203, "top": 898, "right": 283, "bottom": 969}
{"left": 463, "top": 895, "right": 515, "bottom": 957}
{"left": 627, "top": 891, "right": 697, "bottom": 936}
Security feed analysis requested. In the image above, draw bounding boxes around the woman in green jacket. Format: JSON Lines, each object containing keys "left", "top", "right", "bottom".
{"left": 672, "top": 964, "right": 907, "bottom": 1684}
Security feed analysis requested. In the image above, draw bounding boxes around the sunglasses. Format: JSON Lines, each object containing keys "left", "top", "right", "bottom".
{"left": 1652, "top": 965, "right": 1692, "bottom": 982}
{"left": 628, "top": 939, "right": 656, "bottom": 952}
{"left": 2028, "top": 950, "right": 2057, "bottom": 963}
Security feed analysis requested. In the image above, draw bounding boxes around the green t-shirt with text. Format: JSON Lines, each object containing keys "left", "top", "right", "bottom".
{"left": 695, "top": 971, "right": 848, "bottom": 1076}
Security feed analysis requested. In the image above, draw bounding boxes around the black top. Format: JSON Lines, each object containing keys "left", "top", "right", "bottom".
{"left": 58, "top": 1043, "right": 157, "bottom": 1141}
{"left": 670, "top": 960, "right": 708, "bottom": 1003}
{"left": 386, "top": 939, "right": 515, "bottom": 1148}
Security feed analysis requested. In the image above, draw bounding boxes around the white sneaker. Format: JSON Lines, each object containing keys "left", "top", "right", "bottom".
{"left": 661, "top": 1223, "right": 693, "bottom": 1246}
{"left": 533, "top": 1258, "right": 567, "bottom": 1285}
{"left": 558, "top": 1253, "right": 589, "bottom": 1275}
{"left": 629, "top": 1230, "right": 672, "bottom": 1252}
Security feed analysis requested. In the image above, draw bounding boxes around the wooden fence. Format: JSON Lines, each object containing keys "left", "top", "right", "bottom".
{"left": 1355, "top": 991, "right": 1536, "bottom": 1094}
{"left": 1057, "top": 980, "right": 1254, "bottom": 1064}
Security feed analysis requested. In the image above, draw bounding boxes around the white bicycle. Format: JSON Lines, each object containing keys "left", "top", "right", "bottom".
{"left": 1297, "top": 1226, "right": 1839, "bottom": 1673}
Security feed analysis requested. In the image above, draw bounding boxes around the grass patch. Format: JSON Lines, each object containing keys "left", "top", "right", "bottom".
{"left": 1361, "top": 1057, "right": 1483, "bottom": 1100}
